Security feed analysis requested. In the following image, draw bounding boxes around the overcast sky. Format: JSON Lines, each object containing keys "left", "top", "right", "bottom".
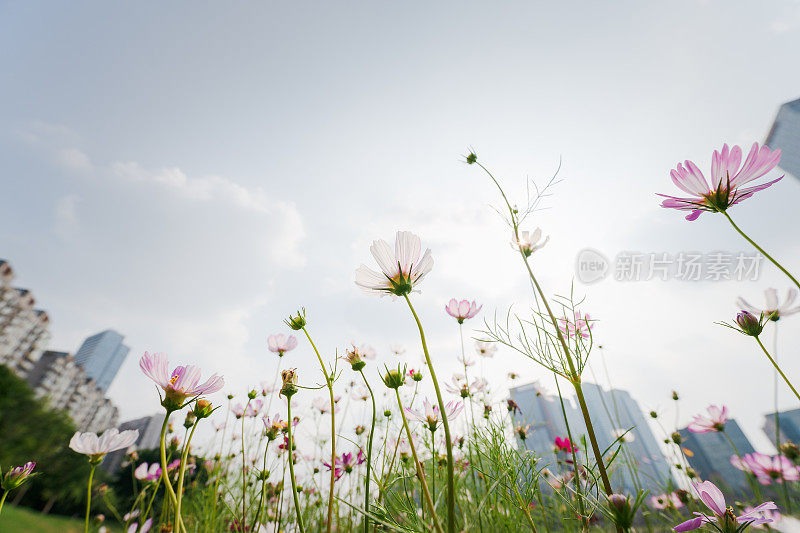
{"left": 2, "top": 1, "right": 800, "bottom": 453}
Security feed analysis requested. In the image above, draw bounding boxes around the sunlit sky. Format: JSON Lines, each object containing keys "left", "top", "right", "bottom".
{"left": 2, "top": 1, "right": 800, "bottom": 453}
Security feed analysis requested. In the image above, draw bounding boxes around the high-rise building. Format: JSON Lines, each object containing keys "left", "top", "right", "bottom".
{"left": 0, "top": 260, "right": 51, "bottom": 378}
{"left": 766, "top": 97, "right": 800, "bottom": 179}
{"left": 74, "top": 329, "right": 130, "bottom": 390}
{"left": 509, "top": 381, "right": 672, "bottom": 494}
{"left": 678, "top": 419, "right": 755, "bottom": 494}
{"left": 27, "top": 350, "right": 119, "bottom": 432}
{"left": 102, "top": 413, "right": 166, "bottom": 472}
{"left": 763, "top": 408, "right": 800, "bottom": 444}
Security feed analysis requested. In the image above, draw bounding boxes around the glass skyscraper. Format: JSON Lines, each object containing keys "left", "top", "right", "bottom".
{"left": 509, "top": 381, "right": 672, "bottom": 494}
{"left": 766, "top": 97, "right": 800, "bottom": 179}
{"left": 764, "top": 407, "right": 800, "bottom": 444}
{"left": 74, "top": 329, "right": 130, "bottom": 390}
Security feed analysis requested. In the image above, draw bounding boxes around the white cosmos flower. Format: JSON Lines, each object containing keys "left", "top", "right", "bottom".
{"left": 354, "top": 231, "right": 434, "bottom": 297}
{"left": 737, "top": 288, "right": 800, "bottom": 321}
{"left": 511, "top": 228, "right": 549, "bottom": 257}
{"left": 475, "top": 341, "right": 497, "bottom": 358}
{"left": 69, "top": 428, "right": 140, "bottom": 458}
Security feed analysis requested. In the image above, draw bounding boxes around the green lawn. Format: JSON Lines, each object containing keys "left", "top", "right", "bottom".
{"left": 0, "top": 505, "right": 122, "bottom": 533}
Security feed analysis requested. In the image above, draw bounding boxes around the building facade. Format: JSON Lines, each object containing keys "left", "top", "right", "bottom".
{"left": 678, "top": 419, "right": 755, "bottom": 494}
{"left": 766, "top": 97, "right": 800, "bottom": 179}
{"left": 509, "top": 380, "right": 672, "bottom": 494}
{"left": 0, "top": 260, "right": 51, "bottom": 378}
{"left": 763, "top": 408, "right": 800, "bottom": 445}
{"left": 27, "top": 350, "right": 119, "bottom": 432}
{"left": 74, "top": 329, "right": 130, "bottom": 390}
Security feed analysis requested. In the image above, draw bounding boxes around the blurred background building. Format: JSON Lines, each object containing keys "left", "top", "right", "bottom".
{"left": 766, "top": 97, "right": 800, "bottom": 179}
{"left": 0, "top": 259, "right": 51, "bottom": 377}
{"left": 509, "top": 380, "right": 672, "bottom": 494}
{"left": 678, "top": 419, "right": 755, "bottom": 494}
{"left": 763, "top": 407, "right": 800, "bottom": 444}
{"left": 102, "top": 413, "right": 165, "bottom": 472}
{"left": 74, "top": 329, "right": 130, "bottom": 390}
{"left": 0, "top": 258, "right": 124, "bottom": 433}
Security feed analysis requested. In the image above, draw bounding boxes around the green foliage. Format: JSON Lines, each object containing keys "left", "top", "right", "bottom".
{"left": 0, "top": 366, "right": 94, "bottom": 515}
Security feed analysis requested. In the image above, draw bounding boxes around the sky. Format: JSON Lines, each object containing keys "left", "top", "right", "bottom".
{"left": 2, "top": 1, "right": 800, "bottom": 454}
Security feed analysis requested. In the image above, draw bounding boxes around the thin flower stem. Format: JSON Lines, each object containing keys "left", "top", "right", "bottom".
{"left": 301, "top": 326, "right": 336, "bottom": 533}
{"left": 241, "top": 398, "right": 250, "bottom": 531}
{"left": 286, "top": 395, "right": 306, "bottom": 532}
{"left": 84, "top": 463, "right": 96, "bottom": 533}
{"left": 721, "top": 430, "right": 763, "bottom": 500}
{"left": 254, "top": 436, "right": 274, "bottom": 527}
{"left": 553, "top": 377, "right": 586, "bottom": 525}
{"left": 158, "top": 412, "right": 180, "bottom": 508}
{"left": 403, "top": 293, "right": 456, "bottom": 533}
{"left": 395, "top": 389, "right": 445, "bottom": 533}
{"left": 755, "top": 336, "right": 800, "bottom": 403}
{"left": 722, "top": 211, "right": 800, "bottom": 293}
{"left": 174, "top": 417, "right": 200, "bottom": 532}
{"left": 0, "top": 491, "right": 7, "bottom": 517}
{"left": 357, "top": 368, "right": 377, "bottom": 533}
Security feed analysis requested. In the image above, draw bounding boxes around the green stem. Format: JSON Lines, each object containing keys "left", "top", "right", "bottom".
{"left": 755, "top": 336, "right": 800, "bottom": 403}
{"left": 0, "top": 491, "right": 7, "bottom": 518}
{"left": 241, "top": 399, "right": 250, "bottom": 532}
{"left": 395, "top": 389, "right": 445, "bottom": 533}
{"left": 403, "top": 294, "right": 456, "bottom": 533}
{"left": 174, "top": 418, "right": 200, "bottom": 531}
{"left": 358, "top": 368, "right": 377, "bottom": 533}
{"left": 84, "top": 463, "right": 96, "bottom": 533}
{"left": 722, "top": 211, "right": 800, "bottom": 293}
{"left": 301, "top": 326, "right": 336, "bottom": 533}
{"left": 254, "top": 436, "right": 273, "bottom": 527}
{"left": 286, "top": 395, "right": 306, "bottom": 532}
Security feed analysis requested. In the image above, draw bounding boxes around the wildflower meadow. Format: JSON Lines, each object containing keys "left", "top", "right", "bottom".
{"left": 3, "top": 143, "right": 800, "bottom": 533}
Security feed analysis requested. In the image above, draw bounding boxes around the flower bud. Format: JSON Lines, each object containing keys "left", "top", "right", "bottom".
{"left": 606, "top": 493, "right": 636, "bottom": 530}
{"left": 285, "top": 309, "right": 307, "bottom": 331}
{"left": 671, "top": 432, "right": 682, "bottom": 445}
{"left": 383, "top": 409, "right": 392, "bottom": 418}
{"left": 780, "top": 442, "right": 799, "bottom": 462}
{"left": 735, "top": 310, "right": 763, "bottom": 336}
{"left": 342, "top": 345, "right": 366, "bottom": 372}
{"left": 280, "top": 369, "right": 299, "bottom": 398}
{"left": 649, "top": 411, "right": 658, "bottom": 418}
{"left": 466, "top": 152, "right": 477, "bottom": 165}
{"left": 183, "top": 411, "right": 196, "bottom": 429}
{"left": 1, "top": 462, "right": 36, "bottom": 491}
{"left": 193, "top": 399, "right": 214, "bottom": 419}
{"left": 382, "top": 367, "right": 405, "bottom": 389}
{"left": 671, "top": 391, "right": 679, "bottom": 401}
{"left": 247, "top": 389, "right": 258, "bottom": 400}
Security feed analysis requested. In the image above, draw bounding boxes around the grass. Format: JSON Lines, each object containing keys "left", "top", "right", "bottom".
{"left": 0, "top": 504, "right": 122, "bottom": 533}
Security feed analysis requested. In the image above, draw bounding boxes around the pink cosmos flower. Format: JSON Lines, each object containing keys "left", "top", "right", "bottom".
{"left": 650, "top": 492, "right": 683, "bottom": 510}
{"left": 406, "top": 397, "right": 464, "bottom": 432}
{"left": 354, "top": 231, "right": 434, "bottom": 297}
{"left": 659, "top": 142, "right": 782, "bottom": 221}
{"left": 744, "top": 506, "right": 781, "bottom": 530}
{"left": 70, "top": 428, "right": 140, "bottom": 459}
{"left": 231, "top": 400, "right": 262, "bottom": 418}
{"left": 740, "top": 452, "right": 799, "bottom": 485}
{"left": 445, "top": 299, "right": 482, "bottom": 323}
{"left": 687, "top": 405, "right": 728, "bottom": 433}
{"left": 267, "top": 334, "right": 298, "bottom": 356}
{"left": 554, "top": 436, "right": 577, "bottom": 454}
{"left": 139, "top": 352, "right": 224, "bottom": 408}
{"left": 445, "top": 375, "right": 487, "bottom": 398}
{"left": 737, "top": 288, "right": 800, "bottom": 321}
{"left": 134, "top": 462, "right": 161, "bottom": 483}
{"left": 558, "top": 312, "right": 593, "bottom": 340}
{"left": 673, "top": 480, "right": 776, "bottom": 531}
{"left": 323, "top": 450, "right": 365, "bottom": 481}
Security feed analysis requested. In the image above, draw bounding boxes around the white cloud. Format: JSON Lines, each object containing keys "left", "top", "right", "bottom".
{"left": 56, "top": 148, "right": 92, "bottom": 172}
{"left": 54, "top": 194, "right": 81, "bottom": 240}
